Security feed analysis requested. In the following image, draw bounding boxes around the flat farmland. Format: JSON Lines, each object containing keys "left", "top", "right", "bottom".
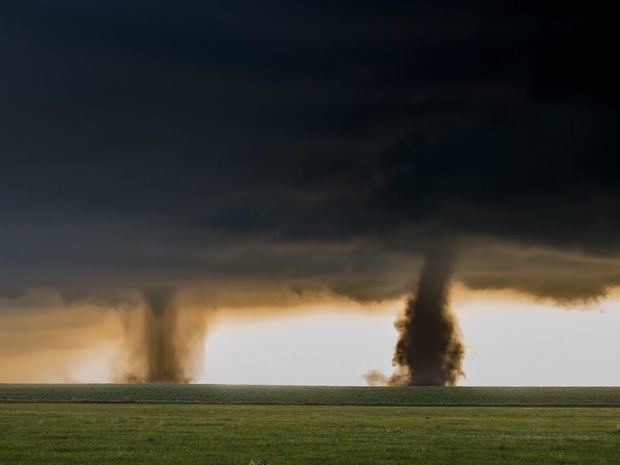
{"left": 0, "top": 386, "right": 619, "bottom": 465}
{"left": 1, "top": 384, "right": 619, "bottom": 407}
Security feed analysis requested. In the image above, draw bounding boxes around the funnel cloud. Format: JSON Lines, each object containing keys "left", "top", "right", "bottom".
{"left": 142, "top": 289, "right": 185, "bottom": 382}
{"left": 122, "top": 289, "right": 206, "bottom": 383}
{"left": 392, "top": 251, "right": 464, "bottom": 386}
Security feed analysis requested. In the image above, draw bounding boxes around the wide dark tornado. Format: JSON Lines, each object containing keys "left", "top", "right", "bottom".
{"left": 393, "top": 250, "right": 464, "bottom": 386}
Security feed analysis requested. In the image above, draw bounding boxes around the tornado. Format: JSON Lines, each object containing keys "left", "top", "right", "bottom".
{"left": 392, "top": 250, "right": 464, "bottom": 386}
{"left": 121, "top": 288, "right": 202, "bottom": 383}
{"left": 141, "top": 288, "right": 189, "bottom": 383}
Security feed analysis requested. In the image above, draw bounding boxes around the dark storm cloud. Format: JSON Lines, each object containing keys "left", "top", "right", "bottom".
{"left": 1, "top": 1, "right": 619, "bottom": 303}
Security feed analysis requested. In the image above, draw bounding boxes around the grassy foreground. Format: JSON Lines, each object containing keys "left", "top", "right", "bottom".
{"left": 1, "top": 384, "right": 620, "bottom": 406}
{"left": 1, "top": 402, "right": 619, "bottom": 465}
{"left": 1, "top": 386, "right": 619, "bottom": 464}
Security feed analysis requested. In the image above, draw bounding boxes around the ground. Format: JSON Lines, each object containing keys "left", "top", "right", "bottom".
{"left": 0, "top": 386, "right": 619, "bottom": 465}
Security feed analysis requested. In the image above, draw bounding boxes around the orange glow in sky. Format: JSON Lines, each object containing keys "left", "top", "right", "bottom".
{"left": 2, "top": 292, "right": 619, "bottom": 385}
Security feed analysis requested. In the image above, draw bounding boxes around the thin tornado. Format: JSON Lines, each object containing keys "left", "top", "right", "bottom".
{"left": 141, "top": 288, "right": 188, "bottom": 383}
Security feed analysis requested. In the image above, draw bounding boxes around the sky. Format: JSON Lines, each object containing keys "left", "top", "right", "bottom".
{"left": 0, "top": 1, "right": 619, "bottom": 385}
{"left": 199, "top": 295, "right": 620, "bottom": 386}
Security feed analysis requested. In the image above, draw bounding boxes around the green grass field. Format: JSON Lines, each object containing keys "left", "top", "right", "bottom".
{"left": 2, "top": 384, "right": 620, "bottom": 406}
{"left": 1, "top": 385, "right": 619, "bottom": 465}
